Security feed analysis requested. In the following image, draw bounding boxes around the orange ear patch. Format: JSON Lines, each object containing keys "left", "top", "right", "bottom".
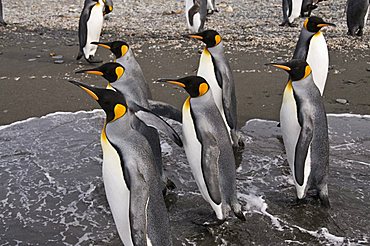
{"left": 199, "top": 83, "right": 209, "bottom": 96}
{"left": 112, "top": 104, "right": 126, "bottom": 121}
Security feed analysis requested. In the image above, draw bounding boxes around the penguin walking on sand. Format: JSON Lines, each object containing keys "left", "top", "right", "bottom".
{"left": 77, "top": 0, "right": 113, "bottom": 63}
{"left": 293, "top": 16, "right": 335, "bottom": 95}
{"left": 160, "top": 76, "right": 245, "bottom": 223}
{"left": 187, "top": 30, "right": 241, "bottom": 148}
{"left": 0, "top": 0, "right": 6, "bottom": 26}
{"left": 185, "top": 0, "right": 207, "bottom": 33}
{"left": 270, "top": 59, "right": 330, "bottom": 207}
{"left": 281, "top": 0, "right": 303, "bottom": 26}
{"left": 346, "top": 0, "right": 369, "bottom": 36}
{"left": 68, "top": 80, "right": 181, "bottom": 245}
{"left": 90, "top": 40, "right": 182, "bottom": 122}
{"left": 76, "top": 62, "right": 181, "bottom": 193}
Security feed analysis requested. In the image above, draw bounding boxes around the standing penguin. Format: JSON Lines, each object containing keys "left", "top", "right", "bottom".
{"left": 346, "top": 0, "right": 369, "bottom": 36}
{"left": 280, "top": 0, "right": 303, "bottom": 26}
{"left": 77, "top": 0, "right": 113, "bottom": 63}
{"left": 292, "top": 16, "right": 335, "bottom": 95}
{"left": 75, "top": 63, "right": 181, "bottom": 192}
{"left": 90, "top": 40, "right": 182, "bottom": 122}
{"left": 187, "top": 30, "right": 241, "bottom": 148}
{"left": 68, "top": 80, "right": 181, "bottom": 245}
{"left": 270, "top": 59, "right": 330, "bottom": 207}
{"left": 185, "top": 0, "right": 207, "bottom": 33}
{"left": 0, "top": 0, "right": 6, "bottom": 26}
{"left": 160, "top": 76, "right": 245, "bottom": 222}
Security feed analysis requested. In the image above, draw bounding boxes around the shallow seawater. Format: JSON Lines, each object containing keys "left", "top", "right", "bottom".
{"left": 0, "top": 110, "right": 369, "bottom": 245}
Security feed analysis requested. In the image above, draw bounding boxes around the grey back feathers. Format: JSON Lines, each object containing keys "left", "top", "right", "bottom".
{"left": 0, "top": 0, "right": 6, "bottom": 26}
{"left": 115, "top": 48, "right": 152, "bottom": 107}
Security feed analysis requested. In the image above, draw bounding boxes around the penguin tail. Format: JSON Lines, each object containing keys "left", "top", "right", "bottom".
{"left": 148, "top": 100, "right": 182, "bottom": 123}
{"left": 76, "top": 51, "right": 83, "bottom": 60}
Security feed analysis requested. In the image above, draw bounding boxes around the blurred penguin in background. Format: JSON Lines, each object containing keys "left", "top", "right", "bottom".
{"left": 346, "top": 0, "right": 369, "bottom": 36}
{"left": 185, "top": 0, "right": 207, "bottom": 33}
{"left": 77, "top": 0, "right": 113, "bottom": 63}
{"left": 280, "top": 0, "right": 303, "bottom": 26}
{"left": 301, "top": 0, "right": 324, "bottom": 17}
{"left": 0, "top": 0, "right": 6, "bottom": 26}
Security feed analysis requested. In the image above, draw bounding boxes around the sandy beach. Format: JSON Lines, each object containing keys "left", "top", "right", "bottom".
{"left": 0, "top": 0, "right": 369, "bottom": 127}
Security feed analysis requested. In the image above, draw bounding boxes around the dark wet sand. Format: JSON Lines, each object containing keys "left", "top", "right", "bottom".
{"left": 0, "top": 27, "right": 369, "bottom": 127}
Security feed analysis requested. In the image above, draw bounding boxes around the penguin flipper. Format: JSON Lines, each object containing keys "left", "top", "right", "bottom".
{"left": 131, "top": 104, "right": 183, "bottom": 147}
{"left": 129, "top": 168, "right": 149, "bottom": 246}
{"left": 214, "top": 63, "right": 237, "bottom": 130}
{"left": 201, "top": 133, "right": 222, "bottom": 205}
{"left": 188, "top": 2, "right": 200, "bottom": 26}
{"left": 148, "top": 99, "right": 182, "bottom": 123}
{"left": 294, "top": 113, "right": 313, "bottom": 186}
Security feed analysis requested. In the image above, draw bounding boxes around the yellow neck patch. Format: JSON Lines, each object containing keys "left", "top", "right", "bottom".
{"left": 199, "top": 83, "right": 209, "bottom": 96}
{"left": 215, "top": 35, "right": 222, "bottom": 45}
{"left": 80, "top": 86, "right": 99, "bottom": 101}
{"left": 121, "top": 45, "right": 128, "bottom": 57}
{"left": 184, "top": 96, "right": 191, "bottom": 110}
{"left": 303, "top": 65, "right": 312, "bottom": 79}
{"left": 115, "top": 66, "right": 124, "bottom": 80}
{"left": 303, "top": 18, "right": 309, "bottom": 30}
{"left": 112, "top": 104, "right": 126, "bottom": 121}
{"left": 101, "top": 124, "right": 108, "bottom": 142}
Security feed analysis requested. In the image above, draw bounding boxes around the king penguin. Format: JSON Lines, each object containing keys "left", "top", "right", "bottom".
{"left": 160, "top": 76, "right": 245, "bottom": 222}
{"left": 301, "top": 0, "right": 323, "bottom": 17}
{"left": 270, "top": 59, "right": 330, "bottom": 207}
{"left": 292, "top": 16, "right": 335, "bottom": 95}
{"left": 75, "top": 62, "right": 182, "bottom": 193}
{"left": 346, "top": 0, "right": 370, "bottom": 36}
{"left": 76, "top": 0, "right": 113, "bottom": 63}
{"left": 187, "top": 30, "right": 241, "bottom": 148}
{"left": 185, "top": 0, "right": 207, "bottom": 33}
{"left": 68, "top": 79, "right": 181, "bottom": 245}
{"left": 90, "top": 40, "right": 182, "bottom": 122}
{"left": 280, "top": 0, "right": 303, "bottom": 26}
{"left": 0, "top": 0, "right": 6, "bottom": 26}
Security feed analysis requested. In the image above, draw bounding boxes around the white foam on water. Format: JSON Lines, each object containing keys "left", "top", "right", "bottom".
{"left": 0, "top": 109, "right": 103, "bottom": 131}
{"left": 327, "top": 113, "right": 370, "bottom": 119}
{"left": 238, "top": 193, "right": 284, "bottom": 231}
{"left": 160, "top": 139, "right": 173, "bottom": 157}
{"left": 347, "top": 159, "right": 370, "bottom": 167}
{"left": 284, "top": 240, "right": 305, "bottom": 245}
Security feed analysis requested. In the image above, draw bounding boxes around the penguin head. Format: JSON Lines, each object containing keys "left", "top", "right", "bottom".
{"left": 159, "top": 76, "right": 209, "bottom": 98}
{"left": 303, "top": 16, "right": 336, "bottom": 33}
{"left": 269, "top": 59, "right": 312, "bottom": 81}
{"left": 68, "top": 80, "right": 127, "bottom": 122}
{"left": 75, "top": 62, "right": 125, "bottom": 83}
{"left": 187, "top": 30, "right": 222, "bottom": 48}
{"left": 91, "top": 41, "right": 129, "bottom": 59}
{"left": 102, "top": 0, "right": 113, "bottom": 15}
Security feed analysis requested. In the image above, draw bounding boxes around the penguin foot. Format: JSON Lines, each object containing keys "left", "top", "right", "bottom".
{"left": 231, "top": 199, "right": 246, "bottom": 221}
{"left": 0, "top": 20, "right": 7, "bottom": 26}
{"left": 166, "top": 178, "right": 177, "bottom": 190}
{"left": 288, "top": 23, "right": 298, "bottom": 27}
{"left": 279, "top": 21, "right": 288, "bottom": 27}
{"left": 192, "top": 216, "right": 226, "bottom": 227}
{"left": 320, "top": 196, "right": 330, "bottom": 208}
{"left": 356, "top": 29, "right": 363, "bottom": 37}
{"left": 164, "top": 192, "right": 178, "bottom": 210}
{"left": 86, "top": 56, "right": 103, "bottom": 64}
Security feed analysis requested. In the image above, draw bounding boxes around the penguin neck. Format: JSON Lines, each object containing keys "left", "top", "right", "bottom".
{"left": 293, "top": 28, "right": 316, "bottom": 60}
{"left": 291, "top": 73, "right": 317, "bottom": 95}
{"left": 207, "top": 41, "right": 224, "bottom": 59}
